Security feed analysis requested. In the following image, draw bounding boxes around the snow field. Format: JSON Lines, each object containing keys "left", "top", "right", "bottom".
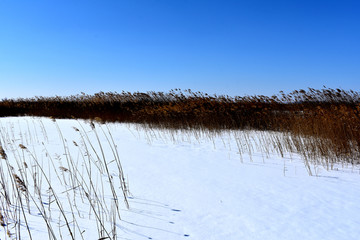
{"left": 0, "top": 117, "right": 359, "bottom": 240}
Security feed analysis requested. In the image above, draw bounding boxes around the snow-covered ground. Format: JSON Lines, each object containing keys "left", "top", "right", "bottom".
{"left": 0, "top": 117, "right": 359, "bottom": 240}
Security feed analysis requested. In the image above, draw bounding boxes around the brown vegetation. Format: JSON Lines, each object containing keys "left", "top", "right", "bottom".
{"left": 0, "top": 88, "right": 359, "bottom": 164}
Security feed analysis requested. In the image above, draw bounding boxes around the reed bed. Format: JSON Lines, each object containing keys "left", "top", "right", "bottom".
{"left": 1, "top": 87, "right": 359, "bottom": 166}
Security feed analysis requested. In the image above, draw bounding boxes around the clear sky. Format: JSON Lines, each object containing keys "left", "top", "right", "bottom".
{"left": 0, "top": 0, "right": 359, "bottom": 98}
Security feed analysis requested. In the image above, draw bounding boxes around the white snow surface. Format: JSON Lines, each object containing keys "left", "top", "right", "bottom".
{"left": 0, "top": 117, "right": 359, "bottom": 240}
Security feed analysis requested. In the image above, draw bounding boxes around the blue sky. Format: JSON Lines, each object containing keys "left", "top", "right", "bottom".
{"left": 0, "top": 0, "right": 359, "bottom": 98}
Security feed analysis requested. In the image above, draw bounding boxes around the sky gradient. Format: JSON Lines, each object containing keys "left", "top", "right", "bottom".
{"left": 0, "top": 0, "right": 359, "bottom": 98}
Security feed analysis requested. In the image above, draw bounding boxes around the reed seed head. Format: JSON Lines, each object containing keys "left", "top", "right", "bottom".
{"left": 0, "top": 146, "right": 7, "bottom": 160}
{"left": 13, "top": 174, "right": 27, "bottom": 192}
{"left": 19, "top": 144, "right": 27, "bottom": 150}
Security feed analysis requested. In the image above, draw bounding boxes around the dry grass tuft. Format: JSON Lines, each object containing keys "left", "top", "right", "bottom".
{"left": 0, "top": 120, "right": 130, "bottom": 239}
